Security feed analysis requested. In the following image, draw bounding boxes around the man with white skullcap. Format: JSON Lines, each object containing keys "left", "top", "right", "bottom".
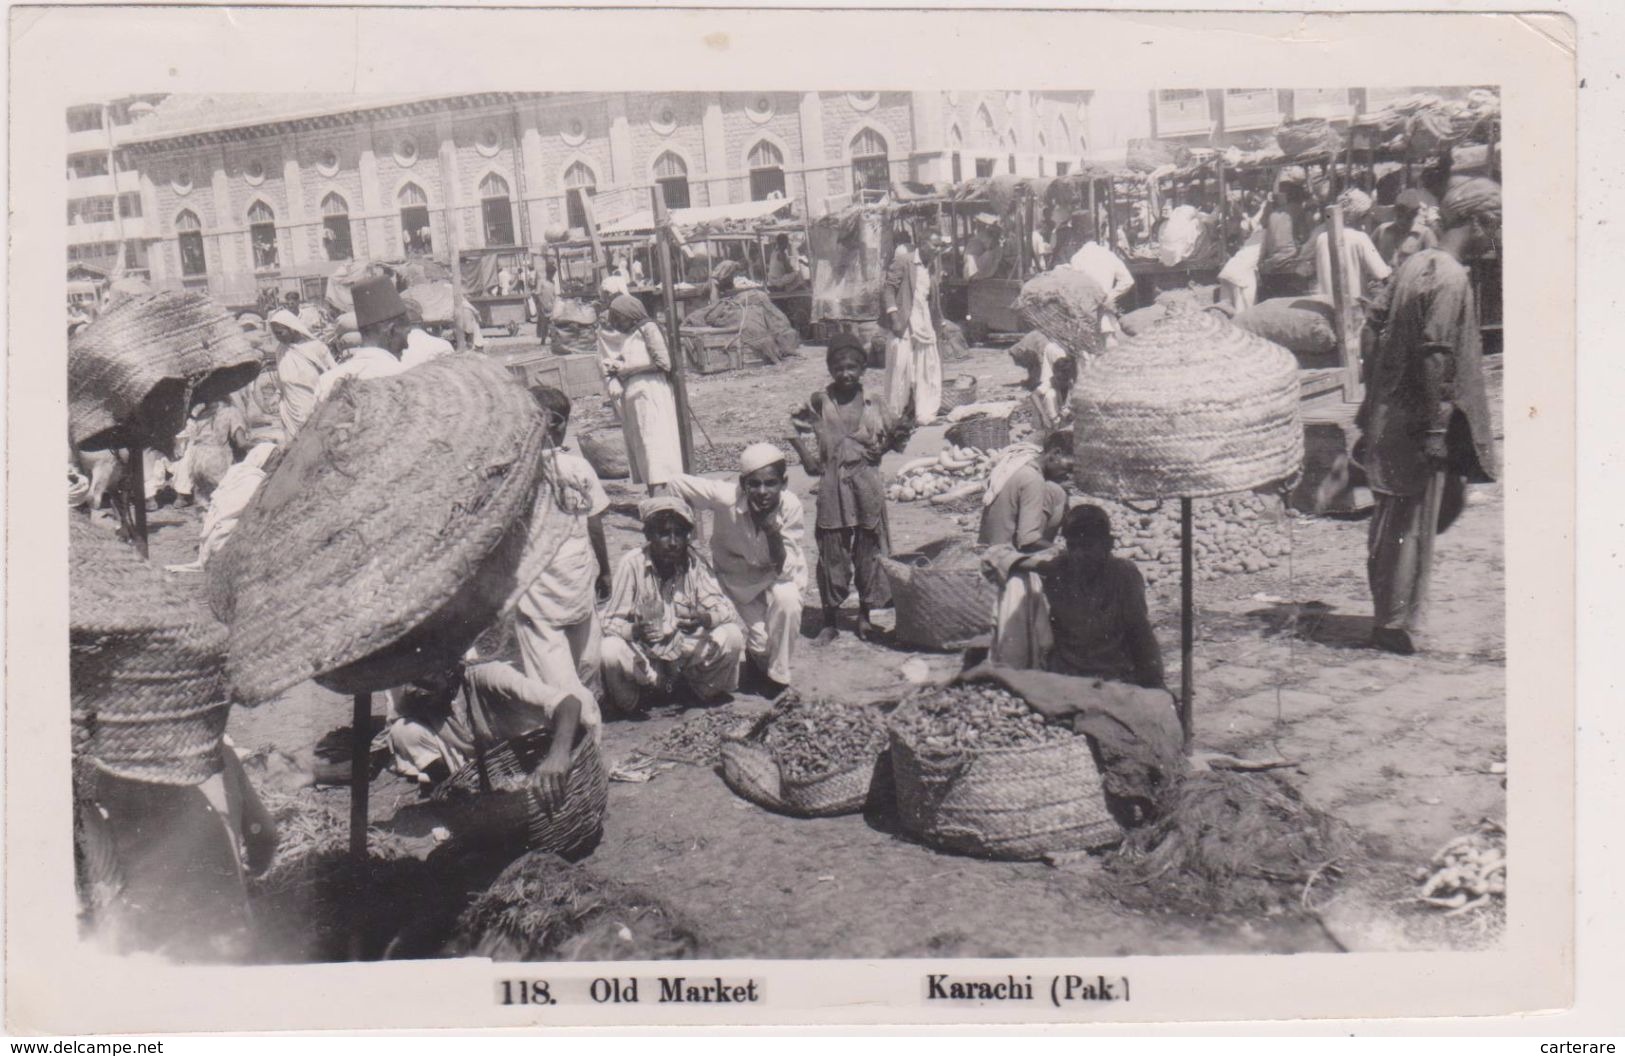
{"left": 1305, "top": 188, "right": 1391, "bottom": 306}
{"left": 600, "top": 496, "right": 746, "bottom": 712}
{"left": 664, "top": 442, "right": 806, "bottom": 698}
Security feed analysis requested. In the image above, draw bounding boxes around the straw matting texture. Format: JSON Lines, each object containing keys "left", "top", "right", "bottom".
{"left": 889, "top": 722, "right": 1121, "bottom": 860}
{"left": 1013, "top": 270, "right": 1107, "bottom": 360}
{"left": 433, "top": 731, "right": 608, "bottom": 856}
{"left": 208, "top": 356, "right": 548, "bottom": 704}
{"left": 1071, "top": 310, "right": 1303, "bottom": 501}
{"left": 938, "top": 374, "right": 980, "bottom": 412}
{"left": 880, "top": 555, "right": 997, "bottom": 651}
{"left": 70, "top": 290, "right": 262, "bottom": 453}
{"left": 69, "top": 518, "right": 230, "bottom": 785}
{"left": 719, "top": 737, "right": 877, "bottom": 818}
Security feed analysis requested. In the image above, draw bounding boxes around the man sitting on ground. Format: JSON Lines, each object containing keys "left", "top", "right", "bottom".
{"left": 600, "top": 496, "right": 746, "bottom": 713}
{"left": 666, "top": 443, "right": 807, "bottom": 699}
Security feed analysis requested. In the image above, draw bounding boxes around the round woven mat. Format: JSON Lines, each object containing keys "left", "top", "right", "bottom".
{"left": 208, "top": 355, "right": 548, "bottom": 705}
{"left": 70, "top": 290, "right": 262, "bottom": 452}
{"left": 1071, "top": 309, "right": 1302, "bottom": 501}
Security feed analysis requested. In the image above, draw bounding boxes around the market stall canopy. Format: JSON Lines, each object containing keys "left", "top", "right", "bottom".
{"left": 325, "top": 258, "right": 453, "bottom": 312}
{"left": 598, "top": 197, "right": 797, "bottom": 238}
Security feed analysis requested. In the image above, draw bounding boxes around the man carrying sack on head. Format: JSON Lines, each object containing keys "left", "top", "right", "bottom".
{"left": 600, "top": 496, "right": 747, "bottom": 713}
{"left": 314, "top": 274, "right": 411, "bottom": 402}
{"left": 665, "top": 443, "right": 808, "bottom": 699}
{"left": 883, "top": 231, "right": 947, "bottom": 425}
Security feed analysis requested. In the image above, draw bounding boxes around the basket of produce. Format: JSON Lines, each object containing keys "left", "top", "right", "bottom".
{"left": 888, "top": 684, "right": 1121, "bottom": 860}
{"left": 939, "top": 374, "right": 981, "bottom": 412}
{"left": 432, "top": 729, "right": 608, "bottom": 857}
{"left": 719, "top": 695, "right": 891, "bottom": 817}
{"left": 786, "top": 431, "right": 822, "bottom": 476}
{"left": 207, "top": 356, "right": 551, "bottom": 704}
{"left": 945, "top": 414, "right": 1012, "bottom": 452}
{"left": 70, "top": 517, "right": 231, "bottom": 786}
{"left": 886, "top": 443, "right": 993, "bottom": 505}
{"left": 880, "top": 545, "right": 998, "bottom": 651}
{"left": 1071, "top": 309, "right": 1302, "bottom": 501}
{"left": 578, "top": 430, "right": 631, "bottom": 480}
{"left": 1014, "top": 270, "right": 1107, "bottom": 361}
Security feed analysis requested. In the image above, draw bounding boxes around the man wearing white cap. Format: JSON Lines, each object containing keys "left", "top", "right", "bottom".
{"left": 1306, "top": 189, "right": 1391, "bottom": 306}
{"left": 600, "top": 496, "right": 746, "bottom": 711}
{"left": 268, "top": 309, "right": 337, "bottom": 439}
{"left": 665, "top": 442, "right": 807, "bottom": 698}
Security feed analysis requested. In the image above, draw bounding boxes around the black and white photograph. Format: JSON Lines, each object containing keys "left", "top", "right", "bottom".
{"left": 8, "top": 5, "right": 1584, "bottom": 1034}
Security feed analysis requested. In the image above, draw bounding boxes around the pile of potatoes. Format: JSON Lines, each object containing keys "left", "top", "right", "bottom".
{"left": 1099, "top": 491, "right": 1292, "bottom": 587}
{"left": 886, "top": 444, "right": 996, "bottom": 505}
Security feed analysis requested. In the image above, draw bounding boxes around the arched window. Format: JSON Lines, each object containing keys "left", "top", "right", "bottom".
{"left": 479, "top": 172, "right": 516, "bottom": 246}
{"left": 849, "top": 128, "right": 889, "bottom": 197}
{"left": 949, "top": 125, "right": 964, "bottom": 182}
{"left": 563, "top": 162, "right": 597, "bottom": 231}
{"left": 247, "top": 200, "right": 279, "bottom": 270}
{"left": 1055, "top": 115, "right": 1073, "bottom": 176}
{"left": 747, "top": 140, "right": 786, "bottom": 202}
{"left": 175, "top": 209, "right": 206, "bottom": 277}
{"left": 652, "top": 152, "right": 690, "bottom": 211}
{"left": 976, "top": 105, "right": 998, "bottom": 149}
{"left": 399, "top": 182, "right": 432, "bottom": 255}
{"left": 1005, "top": 131, "right": 1019, "bottom": 175}
{"left": 321, "top": 192, "right": 353, "bottom": 262}
{"left": 1036, "top": 132, "right": 1048, "bottom": 177}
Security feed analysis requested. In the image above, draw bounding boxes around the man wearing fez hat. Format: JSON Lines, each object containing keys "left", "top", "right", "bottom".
{"left": 314, "top": 274, "right": 411, "bottom": 403}
{"left": 664, "top": 442, "right": 807, "bottom": 698}
{"left": 599, "top": 496, "right": 746, "bottom": 712}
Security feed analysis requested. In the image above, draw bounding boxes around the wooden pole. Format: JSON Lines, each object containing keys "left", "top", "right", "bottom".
{"left": 438, "top": 144, "right": 466, "bottom": 353}
{"left": 348, "top": 690, "right": 371, "bottom": 961}
{"left": 1179, "top": 496, "right": 1194, "bottom": 750}
{"left": 126, "top": 446, "right": 148, "bottom": 559}
{"left": 652, "top": 189, "right": 694, "bottom": 474}
{"left": 1324, "top": 203, "right": 1363, "bottom": 403}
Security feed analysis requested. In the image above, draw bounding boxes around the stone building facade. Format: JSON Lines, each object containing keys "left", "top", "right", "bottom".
{"left": 112, "top": 90, "right": 1091, "bottom": 300}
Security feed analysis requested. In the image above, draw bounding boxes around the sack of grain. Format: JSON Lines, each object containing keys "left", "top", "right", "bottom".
{"left": 1119, "top": 304, "right": 1169, "bottom": 337}
{"left": 938, "top": 319, "right": 972, "bottom": 362}
{"left": 578, "top": 431, "right": 631, "bottom": 480}
{"left": 888, "top": 684, "right": 1121, "bottom": 859}
{"left": 719, "top": 695, "right": 891, "bottom": 817}
{"left": 1230, "top": 296, "right": 1339, "bottom": 356}
{"left": 1013, "top": 270, "right": 1107, "bottom": 360}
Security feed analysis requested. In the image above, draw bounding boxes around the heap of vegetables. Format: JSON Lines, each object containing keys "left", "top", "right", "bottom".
{"left": 756, "top": 696, "right": 889, "bottom": 782}
{"left": 889, "top": 684, "right": 1072, "bottom": 751}
{"left": 886, "top": 444, "right": 995, "bottom": 505}
{"left": 1414, "top": 821, "right": 1506, "bottom": 915}
{"left": 1100, "top": 492, "right": 1292, "bottom": 587}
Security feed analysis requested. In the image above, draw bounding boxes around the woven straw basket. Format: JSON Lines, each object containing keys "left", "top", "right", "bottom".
{"left": 881, "top": 553, "right": 997, "bottom": 651}
{"left": 1014, "top": 270, "right": 1107, "bottom": 360}
{"left": 938, "top": 374, "right": 981, "bottom": 412}
{"left": 432, "top": 731, "right": 608, "bottom": 857}
{"left": 719, "top": 737, "right": 880, "bottom": 818}
{"left": 888, "top": 722, "right": 1121, "bottom": 861}
{"left": 208, "top": 356, "right": 549, "bottom": 704}
{"left": 945, "top": 415, "right": 1011, "bottom": 452}
{"left": 69, "top": 518, "right": 230, "bottom": 785}
{"left": 1071, "top": 310, "right": 1303, "bottom": 501}
{"left": 70, "top": 290, "right": 262, "bottom": 453}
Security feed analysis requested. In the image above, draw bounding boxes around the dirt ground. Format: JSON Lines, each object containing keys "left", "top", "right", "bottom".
{"left": 129, "top": 339, "right": 1506, "bottom": 960}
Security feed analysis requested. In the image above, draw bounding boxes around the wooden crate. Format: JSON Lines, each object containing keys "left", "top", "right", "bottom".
{"left": 499, "top": 351, "right": 604, "bottom": 400}
{"left": 682, "top": 328, "right": 745, "bottom": 374}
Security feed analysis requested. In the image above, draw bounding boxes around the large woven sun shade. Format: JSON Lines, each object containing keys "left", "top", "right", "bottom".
{"left": 69, "top": 290, "right": 262, "bottom": 455}
{"left": 207, "top": 356, "right": 553, "bottom": 705}
{"left": 1071, "top": 310, "right": 1303, "bottom": 501}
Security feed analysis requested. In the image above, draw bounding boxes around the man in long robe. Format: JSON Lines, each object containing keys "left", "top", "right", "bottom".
{"left": 1357, "top": 178, "right": 1499, "bottom": 654}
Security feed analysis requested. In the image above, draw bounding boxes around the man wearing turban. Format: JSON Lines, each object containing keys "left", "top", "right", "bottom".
{"left": 1357, "top": 178, "right": 1500, "bottom": 654}
{"left": 665, "top": 442, "right": 807, "bottom": 697}
{"left": 1305, "top": 188, "right": 1392, "bottom": 306}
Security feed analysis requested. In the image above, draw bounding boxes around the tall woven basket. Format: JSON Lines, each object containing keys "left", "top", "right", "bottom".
{"left": 881, "top": 553, "right": 997, "bottom": 651}
{"left": 69, "top": 290, "right": 262, "bottom": 454}
{"left": 208, "top": 356, "right": 550, "bottom": 704}
{"left": 938, "top": 374, "right": 980, "bottom": 412}
{"left": 69, "top": 518, "right": 230, "bottom": 785}
{"left": 719, "top": 736, "right": 881, "bottom": 818}
{"left": 432, "top": 731, "right": 608, "bottom": 857}
{"left": 945, "top": 415, "right": 1011, "bottom": 452}
{"left": 1071, "top": 310, "right": 1303, "bottom": 501}
{"left": 888, "top": 719, "right": 1122, "bottom": 860}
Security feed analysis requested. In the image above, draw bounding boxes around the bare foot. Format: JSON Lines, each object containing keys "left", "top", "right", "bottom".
{"left": 855, "top": 617, "right": 878, "bottom": 642}
{"left": 813, "top": 627, "right": 840, "bottom": 646}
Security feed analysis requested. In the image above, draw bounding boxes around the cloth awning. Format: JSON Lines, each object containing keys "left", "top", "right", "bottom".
{"left": 598, "top": 198, "right": 796, "bottom": 237}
